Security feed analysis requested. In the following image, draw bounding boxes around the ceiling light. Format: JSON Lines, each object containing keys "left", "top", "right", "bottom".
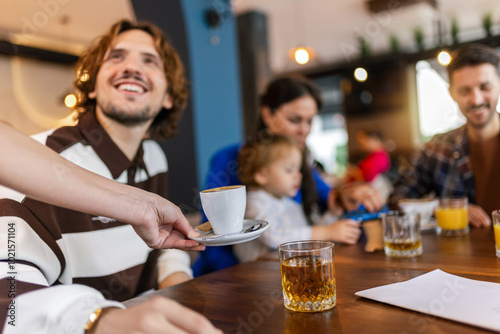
{"left": 294, "top": 47, "right": 310, "bottom": 65}
{"left": 354, "top": 67, "right": 368, "bottom": 82}
{"left": 437, "top": 51, "right": 452, "bottom": 66}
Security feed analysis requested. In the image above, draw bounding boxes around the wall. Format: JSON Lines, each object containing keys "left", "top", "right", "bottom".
{"left": 180, "top": 0, "right": 243, "bottom": 188}
{"left": 345, "top": 65, "right": 421, "bottom": 163}
{"left": 0, "top": 55, "right": 76, "bottom": 134}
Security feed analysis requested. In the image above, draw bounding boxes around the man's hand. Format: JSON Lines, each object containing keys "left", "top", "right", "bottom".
{"left": 132, "top": 194, "right": 205, "bottom": 251}
{"left": 93, "top": 297, "right": 222, "bottom": 334}
{"left": 339, "top": 183, "right": 384, "bottom": 212}
{"left": 468, "top": 203, "right": 491, "bottom": 228}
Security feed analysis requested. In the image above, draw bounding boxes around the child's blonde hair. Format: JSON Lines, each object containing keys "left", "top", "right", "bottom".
{"left": 238, "top": 133, "right": 302, "bottom": 187}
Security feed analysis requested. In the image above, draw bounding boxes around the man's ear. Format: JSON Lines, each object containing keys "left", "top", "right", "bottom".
{"left": 448, "top": 76, "right": 456, "bottom": 101}
{"left": 254, "top": 168, "right": 269, "bottom": 186}
{"left": 88, "top": 90, "right": 96, "bottom": 99}
{"left": 260, "top": 106, "right": 273, "bottom": 127}
{"left": 163, "top": 94, "right": 173, "bottom": 109}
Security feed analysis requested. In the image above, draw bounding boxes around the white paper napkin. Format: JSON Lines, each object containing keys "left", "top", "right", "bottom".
{"left": 355, "top": 269, "right": 500, "bottom": 332}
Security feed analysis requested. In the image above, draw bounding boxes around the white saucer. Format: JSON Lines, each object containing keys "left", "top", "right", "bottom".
{"left": 190, "top": 219, "right": 269, "bottom": 246}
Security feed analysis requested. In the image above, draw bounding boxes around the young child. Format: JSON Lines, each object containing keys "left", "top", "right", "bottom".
{"left": 234, "top": 133, "right": 361, "bottom": 262}
{"left": 346, "top": 128, "right": 390, "bottom": 183}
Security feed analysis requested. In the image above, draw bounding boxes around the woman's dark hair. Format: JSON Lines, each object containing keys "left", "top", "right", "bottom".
{"left": 252, "top": 76, "right": 323, "bottom": 223}
{"left": 298, "top": 149, "right": 319, "bottom": 224}
{"left": 254, "top": 76, "right": 323, "bottom": 133}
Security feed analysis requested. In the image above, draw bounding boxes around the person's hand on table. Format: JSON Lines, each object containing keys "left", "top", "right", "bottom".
{"left": 311, "top": 219, "right": 361, "bottom": 244}
{"left": 131, "top": 194, "right": 205, "bottom": 251}
{"left": 468, "top": 203, "right": 491, "bottom": 228}
{"left": 327, "top": 219, "right": 361, "bottom": 245}
{"left": 91, "top": 297, "right": 222, "bottom": 334}
{"left": 338, "top": 183, "right": 384, "bottom": 212}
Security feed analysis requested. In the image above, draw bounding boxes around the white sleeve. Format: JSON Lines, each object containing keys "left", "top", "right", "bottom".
{"left": 3, "top": 284, "right": 124, "bottom": 334}
{"left": 245, "top": 192, "right": 313, "bottom": 249}
{"left": 0, "top": 212, "right": 123, "bottom": 334}
{"left": 157, "top": 249, "right": 193, "bottom": 283}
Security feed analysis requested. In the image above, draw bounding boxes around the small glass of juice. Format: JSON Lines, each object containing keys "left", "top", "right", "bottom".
{"left": 492, "top": 210, "right": 500, "bottom": 258}
{"left": 435, "top": 197, "right": 468, "bottom": 236}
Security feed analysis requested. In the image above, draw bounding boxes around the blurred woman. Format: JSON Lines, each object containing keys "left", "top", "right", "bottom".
{"left": 193, "top": 76, "right": 381, "bottom": 276}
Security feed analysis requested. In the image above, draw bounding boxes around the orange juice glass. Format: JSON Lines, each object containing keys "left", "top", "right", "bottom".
{"left": 492, "top": 210, "right": 500, "bottom": 258}
{"left": 435, "top": 197, "right": 468, "bottom": 236}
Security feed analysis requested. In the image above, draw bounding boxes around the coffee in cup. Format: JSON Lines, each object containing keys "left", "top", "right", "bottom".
{"left": 200, "top": 185, "right": 246, "bottom": 235}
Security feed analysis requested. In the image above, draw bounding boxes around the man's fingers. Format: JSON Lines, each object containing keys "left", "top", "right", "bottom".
{"left": 468, "top": 204, "right": 491, "bottom": 228}
{"left": 156, "top": 298, "right": 222, "bottom": 334}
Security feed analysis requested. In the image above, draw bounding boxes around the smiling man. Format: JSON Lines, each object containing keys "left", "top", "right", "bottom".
{"left": 0, "top": 20, "right": 221, "bottom": 334}
{"left": 390, "top": 43, "right": 500, "bottom": 228}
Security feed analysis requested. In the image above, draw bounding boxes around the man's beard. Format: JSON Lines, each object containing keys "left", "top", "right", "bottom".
{"left": 100, "top": 103, "right": 157, "bottom": 127}
{"left": 465, "top": 103, "right": 497, "bottom": 129}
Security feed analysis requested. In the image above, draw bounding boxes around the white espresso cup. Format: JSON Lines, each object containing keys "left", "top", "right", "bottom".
{"left": 200, "top": 185, "right": 246, "bottom": 235}
{"left": 398, "top": 198, "right": 438, "bottom": 223}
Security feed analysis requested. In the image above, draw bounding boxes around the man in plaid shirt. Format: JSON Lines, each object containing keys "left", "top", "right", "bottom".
{"left": 390, "top": 43, "right": 500, "bottom": 228}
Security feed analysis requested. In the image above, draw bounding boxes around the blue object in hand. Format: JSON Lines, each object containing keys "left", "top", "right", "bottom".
{"left": 341, "top": 204, "right": 390, "bottom": 223}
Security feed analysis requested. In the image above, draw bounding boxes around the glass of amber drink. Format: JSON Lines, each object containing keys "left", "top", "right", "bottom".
{"left": 492, "top": 210, "right": 500, "bottom": 258}
{"left": 381, "top": 211, "right": 422, "bottom": 258}
{"left": 435, "top": 197, "right": 469, "bottom": 236}
{"left": 278, "top": 241, "right": 336, "bottom": 312}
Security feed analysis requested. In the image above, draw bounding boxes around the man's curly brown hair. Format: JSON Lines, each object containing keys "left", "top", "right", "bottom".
{"left": 73, "top": 19, "right": 188, "bottom": 139}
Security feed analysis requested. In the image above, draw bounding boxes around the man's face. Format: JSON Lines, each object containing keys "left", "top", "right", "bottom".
{"left": 449, "top": 63, "right": 500, "bottom": 129}
{"left": 89, "top": 29, "right": 172, "bottom": 126}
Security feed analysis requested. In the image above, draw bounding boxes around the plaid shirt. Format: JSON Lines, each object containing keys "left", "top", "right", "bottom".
{"left": 389, "top": 125, "right": 476, "bottom": 207}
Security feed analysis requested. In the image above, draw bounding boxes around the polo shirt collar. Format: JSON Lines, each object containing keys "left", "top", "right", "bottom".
{"left": 77, "top": 112, "right": 148, "bottom": 180}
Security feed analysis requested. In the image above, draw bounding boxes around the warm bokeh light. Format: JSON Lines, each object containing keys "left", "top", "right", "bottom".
{"left": 80, "top": 72, "right": 90, "bottom": 82}
{"left": 64, "top": 94, "right": 77, "bottom": 108}
{"left": 354, "top": 67, "right": 368, "bottom": 82}
{"left": 294, "top": 47, "right": 310, "bottom": 65}
{"left": 437, "top": 51, "right": 452, "bottom": 66}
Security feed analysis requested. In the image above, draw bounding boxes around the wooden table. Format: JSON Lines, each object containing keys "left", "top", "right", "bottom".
{"left": 338, "top": 227, "right": 499, "bottom": 276}
{"left": 125, "top": 228, "right": 500, "bottom": 333}
{"left": 260, "top": 227, "right": 500, "bottom": 277}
